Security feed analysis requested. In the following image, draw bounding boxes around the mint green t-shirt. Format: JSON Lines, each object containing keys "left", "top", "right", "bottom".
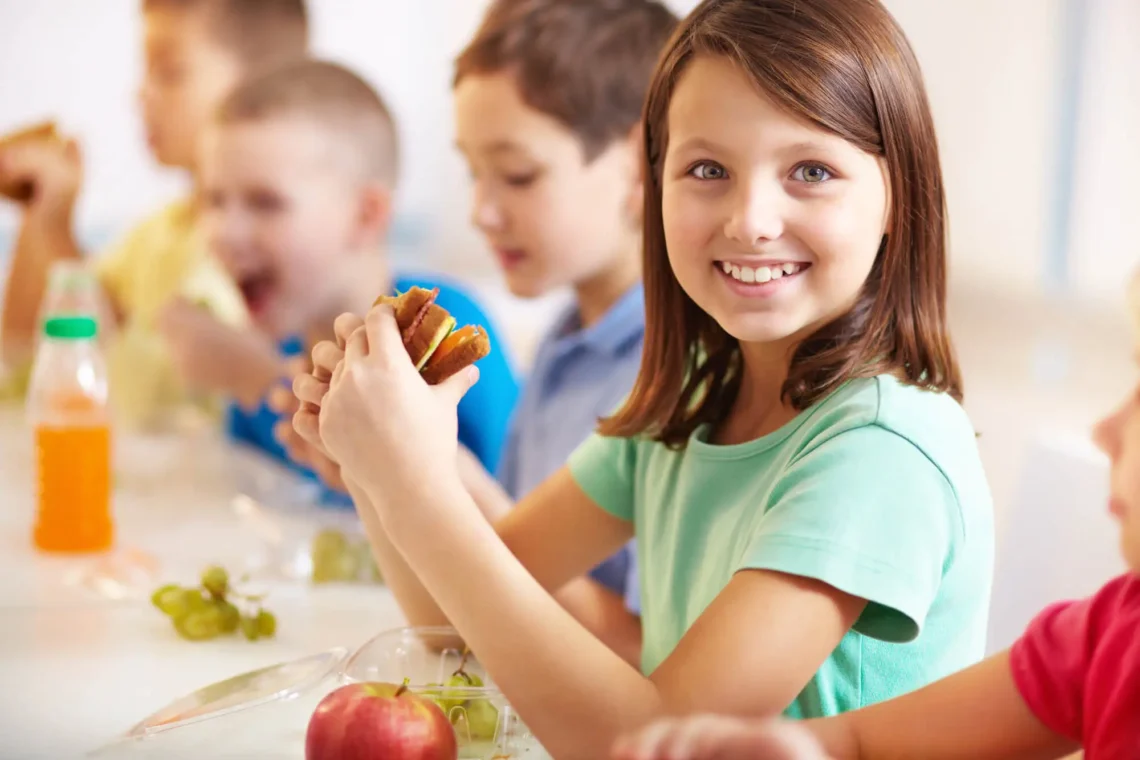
{"left": 567, "top": 375, "right": 994, "bottom": 718}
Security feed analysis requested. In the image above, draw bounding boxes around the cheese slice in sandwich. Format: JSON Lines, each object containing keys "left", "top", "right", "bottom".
{"left": 374, "top": 286, "right": 491, "bottom": 384}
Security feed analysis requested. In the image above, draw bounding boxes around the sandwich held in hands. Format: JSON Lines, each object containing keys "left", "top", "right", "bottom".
{"left": 372, "top": 286, "right": 490, "bottom": 385}
{"left": 0, "top": 121, "right": 65, "bottom": 202}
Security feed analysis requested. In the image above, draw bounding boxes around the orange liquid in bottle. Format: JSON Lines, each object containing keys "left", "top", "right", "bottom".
{"left": 34, "top": 424, "right": 113, "bottom": 552}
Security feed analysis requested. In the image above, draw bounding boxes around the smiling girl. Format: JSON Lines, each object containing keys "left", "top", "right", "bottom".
{"left": 293, "top": 1, "right": 995, "bottom": 757}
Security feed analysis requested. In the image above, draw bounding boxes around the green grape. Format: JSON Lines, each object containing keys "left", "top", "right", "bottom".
{"left": 464, "top": 698, "right": 499, "bottom": 741}
{"left": 218, "top": 601, "right": 240, "bottom": 634}
{"left": 439, "top": 671, "right": 477, "bottom": 714}
{"left": 255, "top": 609, "right": 276, "bottom": 638}
{"left": 240, "top": 614, "right": 261, "bottom": 641}
{"left": 312, "top": 546, "right": 360, "bottom": 583}
{"left": 174, "top": 605, "right": 224, "bottom": 641}
{"left": 151, "top": 584, "right": 187, "bottom": 616}
{"left": 311, "top": 529, "right": 348, "bottom": 558}
{"left": 200, "top": 566, "right": 229, "bottom": 599}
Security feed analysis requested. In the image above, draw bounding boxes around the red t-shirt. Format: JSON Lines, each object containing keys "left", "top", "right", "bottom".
{"left": 1010, "top": 573, "right": 1140, "bottom": 759}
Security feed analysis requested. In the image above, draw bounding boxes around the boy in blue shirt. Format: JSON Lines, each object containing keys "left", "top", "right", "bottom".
{"left": 158, "top": 58, "right": 518, "bottom": 492}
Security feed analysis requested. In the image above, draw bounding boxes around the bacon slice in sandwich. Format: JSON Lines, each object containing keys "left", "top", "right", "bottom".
{"left": 373, "top": 286, "right": 491, "bottom": 384}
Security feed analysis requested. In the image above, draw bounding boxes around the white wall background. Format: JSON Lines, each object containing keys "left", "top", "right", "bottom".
{"left": 5, "top": 0, "right": 1131, "bottom": 300}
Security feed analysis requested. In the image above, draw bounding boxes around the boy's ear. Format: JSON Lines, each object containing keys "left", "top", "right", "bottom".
{"left": 622, "top": 125, "right": 645, "bottom": 228}
{"left": 353, "top": 182, "right": 394, "bottom": 246}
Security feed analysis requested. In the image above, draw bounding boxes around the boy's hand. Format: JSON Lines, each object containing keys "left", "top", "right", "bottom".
{"left": 158, "top": 297, "right": 282, "bottom": 407}
{"left": 611, "top": 716, "right": 830, "bottom": 760}
{"left": 0, "top": 135, "right": 82, "bottom": 220}
{"left": 291, "top": 312, "right": 362, "bottom": 454}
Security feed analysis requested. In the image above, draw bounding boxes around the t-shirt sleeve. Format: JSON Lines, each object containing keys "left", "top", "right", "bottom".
{"left": 567, "top": 432, "right": 637, "bottom": 522}
{"left": 740, "top": 424, "right": 962, "bottom": 643}
{"left": 1008, "top": 574, "right": 1135, "bottom": 743}
{"left": 1007, "top": 598, "right": 1088, "bottom": 742}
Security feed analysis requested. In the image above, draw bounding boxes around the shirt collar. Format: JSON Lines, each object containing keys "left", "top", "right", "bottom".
{"left": 552, "top": 283, "right": 645, "bottom": 357}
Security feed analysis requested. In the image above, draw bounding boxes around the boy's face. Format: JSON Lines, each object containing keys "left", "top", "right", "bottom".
{"left": 198, "top": 116, "right": 383, "bottom": 338}
{"left": 454, "top": 72, "right": 641, "bottom": 299}
{"left": 1093, "top": 379, "right": 1140, "bottom": 572}
{"left": 140, "top": 8, "right": 243, "bottom": 170}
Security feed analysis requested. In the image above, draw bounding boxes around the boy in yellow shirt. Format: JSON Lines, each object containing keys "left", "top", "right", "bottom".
{"left": 0, "top": 0, "right": 308, "bottom": 422}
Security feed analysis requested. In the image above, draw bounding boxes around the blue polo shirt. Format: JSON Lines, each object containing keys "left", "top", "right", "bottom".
{"left": 498, "top": 284, "right": 645, "bottom": 611}
{"left": 228, "top": 271, "right": 520, "bottom": 506}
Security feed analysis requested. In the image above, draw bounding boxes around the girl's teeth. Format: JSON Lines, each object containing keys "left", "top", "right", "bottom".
{"left": 721, "top": 261, "right": 804, "bottom": 283}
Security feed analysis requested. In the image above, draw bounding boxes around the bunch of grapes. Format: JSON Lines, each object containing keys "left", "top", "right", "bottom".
{"left": 420, "top": 650, "right": 500, "bottom": 742}
{"left": 310, "top": 529, "right": 383, "bottom": 584}
{"left": 151, "top": 565, "right": 277, "bottom": 642}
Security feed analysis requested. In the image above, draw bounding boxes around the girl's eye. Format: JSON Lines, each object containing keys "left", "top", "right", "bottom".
{"left": 793, "top": 163, "right": 833, "bottom": 183}
{"left": 688, "top": 161, "right": 727, "bottom": 181}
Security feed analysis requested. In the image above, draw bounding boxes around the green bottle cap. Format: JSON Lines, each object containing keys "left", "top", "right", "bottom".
{"left": 43, "top": 316, "right": 98, "bottom": 340}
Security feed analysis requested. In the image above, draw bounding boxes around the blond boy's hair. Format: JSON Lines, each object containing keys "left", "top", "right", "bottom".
{"left": 142, "top": 0, "right": 308, "bottom": 73}
{"left": 216, "top": 59, "right": 399, "bottom": 186}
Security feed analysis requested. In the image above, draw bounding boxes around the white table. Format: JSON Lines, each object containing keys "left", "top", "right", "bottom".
{"left": 0, "top": 406, "right": 409, "bottom": 758}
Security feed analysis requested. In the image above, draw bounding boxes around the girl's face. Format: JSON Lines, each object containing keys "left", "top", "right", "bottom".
{"left": 661, "top": 55, "right": 890, "bottom": 349}
{"left": 1092, "top": 378, "right": 1140, "bottom": 572}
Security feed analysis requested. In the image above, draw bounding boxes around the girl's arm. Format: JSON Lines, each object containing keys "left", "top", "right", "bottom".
{"left": 365, "top": 471, "right": 863, "bottom": 760}
{"left": 295, "top": 324, "right": 642, "bottom": 663}
{"left": 319, "top": 307, "right": 868, "bottom": 760}
{"left": 612, "top": 653, "right": 1078, "bottom": 760}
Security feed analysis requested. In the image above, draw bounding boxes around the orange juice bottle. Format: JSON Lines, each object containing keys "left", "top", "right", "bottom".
{"left": 26, "top": 315, "right": 112, "bottom": 552}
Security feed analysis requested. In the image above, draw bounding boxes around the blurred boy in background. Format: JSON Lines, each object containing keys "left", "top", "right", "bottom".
{"left": 274, "top": 0, "right": 678, "bottom": 664}
{"left": 0, "top": 0, "right": 308, "bottom": 424}
{"left": 188, "top": 59, "right": 518, "bottom": 493}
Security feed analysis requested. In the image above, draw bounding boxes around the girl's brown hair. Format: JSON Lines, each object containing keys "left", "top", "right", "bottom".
{"left": 599, "top": 0, "right": 962, "bottom": 448}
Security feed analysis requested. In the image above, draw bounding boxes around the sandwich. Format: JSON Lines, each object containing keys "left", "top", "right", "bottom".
{"left": 373, "top": 286, "right": 491, "bottom": 385}
{"left": 0, "top": 121, "right": 61, "bottom": 202}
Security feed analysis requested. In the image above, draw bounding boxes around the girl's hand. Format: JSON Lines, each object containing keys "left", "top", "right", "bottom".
{"left": 318, "top": 304, "right": 479, "bottom": 505}
{"left": 290, "top": 313, "right": 362, "bottom": 457}
{"left": 611, "top": 716, "right": 830, "bottom": 760}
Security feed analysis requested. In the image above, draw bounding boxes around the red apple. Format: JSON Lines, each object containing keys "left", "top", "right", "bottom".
{"left": 306, "top": 681, "right": 458, "bottom": 760}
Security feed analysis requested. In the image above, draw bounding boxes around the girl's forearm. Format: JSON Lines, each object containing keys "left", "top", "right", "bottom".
{"left": 343, "top": 476, "right": 450, "bottom": 628}
{"left": 370, "top": 479, "right": 661, "bottom": 760}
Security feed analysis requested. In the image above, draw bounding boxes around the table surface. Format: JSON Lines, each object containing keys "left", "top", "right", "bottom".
{"left": 0, "top": 405, "right": 411, "bottom": 758}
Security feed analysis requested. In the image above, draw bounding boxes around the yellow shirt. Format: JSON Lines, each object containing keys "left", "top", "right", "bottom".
{"left": 95, "top": 198, "right": 248, "bottom": 429}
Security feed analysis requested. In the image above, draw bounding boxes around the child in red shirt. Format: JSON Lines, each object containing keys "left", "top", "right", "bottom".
{"left": 610, "top": 289, "right": 1140, "bottom": 759}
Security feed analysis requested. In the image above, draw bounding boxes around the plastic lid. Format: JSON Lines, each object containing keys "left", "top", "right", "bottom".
{"left": 125, "top": 648, "right": 348, "bottom": 738}
{"left": 43, "top": 315, "right": 97, "bottom": 340}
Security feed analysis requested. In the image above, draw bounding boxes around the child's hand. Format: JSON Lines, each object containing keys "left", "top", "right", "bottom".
{"left": 0, "top": 135, "right": 81, "bottom": 218}
{"left": 157, "top": 298, "right": 282, "bottom": 407}
{"left": 317, "top": 305, "right": 478, "bottom": 506}
{"left": 611, "top": 716, "right": 830, "bottom": 760}
{"left": 269, "top": 364, "right": 347, "bottom": 493}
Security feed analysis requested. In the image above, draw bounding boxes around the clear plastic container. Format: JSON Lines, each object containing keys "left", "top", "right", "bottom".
{"left": 90, "top": 628, "right": 550, "bottom": 760}
{"left": 26, "top": 315, "right": 113, "bottom": 552}
{"left": 342, "top": 627, "right": 545, "bottom": 760}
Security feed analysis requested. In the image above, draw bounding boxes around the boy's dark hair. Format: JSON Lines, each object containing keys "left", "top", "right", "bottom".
{"left": 454, "top": 0, "right": 679, "bottom": 161}
{"left": 600, "top": 0, "right": 963, "bottom": 448}
{"left": 216, "top": 59, "right": 399, "bottom": 185}
{"left": 142, "top": 0, "right": 308, "bottom": 72}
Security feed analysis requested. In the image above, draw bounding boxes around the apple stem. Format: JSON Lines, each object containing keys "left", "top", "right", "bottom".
{"left": 396, "top": 678, "right": 410, "bottom": 698}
